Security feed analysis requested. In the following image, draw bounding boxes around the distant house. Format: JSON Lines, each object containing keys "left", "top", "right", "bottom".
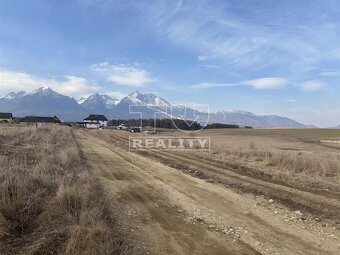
{"left": 117, "top": 124, "right": 127, "bottom": 130}
{"left": 129, "top": 126, "right": 141, "bottom": 133}
{"left": 83, "top": 114, "right": 108, "bottom": 129}
{"left": 20, "top": 116, "right": 61, "bottom": 125}
{"left": 0, "top": 112, "right": 13, "bottom": 123}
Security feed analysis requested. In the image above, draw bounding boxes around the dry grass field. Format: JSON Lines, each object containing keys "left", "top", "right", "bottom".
{"left": 1, "top": 126, "right": 340, "bottom": 254}
{"left": 0, "top": 126, "right": 130, "bottom": 255}
{"left": 149, "top": 128, "right": 340, "bottom": 187}
{"left": 201, "top": 129, "right": 340, "bottom": 187}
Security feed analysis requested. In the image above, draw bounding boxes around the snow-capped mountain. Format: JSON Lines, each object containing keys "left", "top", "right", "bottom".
{"left": 260, "top": 115, "right": 305, "bottom": 128}
{"left": 1, "top": 91, "right": 27, "bottom": 99}
{"left": 27, "top": 86, "right": 53, "bottom": 95}
{"left": 112, "top": 91, "right": 172, "bottom": 118}
{"left": 79, "top": 93, "right": 119, "bottom": 113}
{"left": 77, "top": 97, "right": 87, "bottom": 104}
{"left": 0, "top": 87, "right": 309, "bottom": 127}
{"left": 210, "top": 110, "right": 305, "bottom": 128}
{"left": 214, "top": 110, "right": 255, "bottom": 115}
{"left": 116, "top": 91, "right": 171, "bottom": 107}
{"left": 118, "top": 94, "right": 144, "bottom": 106}
{"left": 126, "top": 91, "right": 171, "bottom": 106}
{"left": 0, "top": 87, "right": 87, "bottom": 121}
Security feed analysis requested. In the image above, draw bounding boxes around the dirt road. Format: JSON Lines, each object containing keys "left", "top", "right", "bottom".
{"left": 75, "top": 130, "right": 340, "bottom": 255}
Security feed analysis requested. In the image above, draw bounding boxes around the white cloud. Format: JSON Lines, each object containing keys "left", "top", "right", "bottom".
{"left": 0, "top": 70, "right": 107, "bottom": 98}
{"left": 243, "top": 78, "right": 288, "bottom": 90}
{"left": 54, "top": 76, "right": 105, "bottom": 97}
{"left": 191, "top": 77, "right": 288, "bottom": 90}
{"left": 0, "top": 71, "right": 45, "bottom": 94}
{"left": 301, "top": 80, "right": 326, "bottom": 91}
{"left": 131, "top": 1, "right": 339, "bottom": 70}
{"left": 91, "top": 62, "right": 156, "bottom": 87}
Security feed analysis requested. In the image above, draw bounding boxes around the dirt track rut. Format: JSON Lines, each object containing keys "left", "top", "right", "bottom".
{"left": 76, "top": 130, "right": 340, "bottom": 255}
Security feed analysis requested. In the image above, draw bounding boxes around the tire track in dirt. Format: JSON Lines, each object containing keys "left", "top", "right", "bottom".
{"left": 77, "top": 130, "right": 340, "bottom": 255}
{"left": 114, "top": 133, "right": 340, "bottom": 198}
{"left": 76, "top": 130, "right": 259, "bottom": 255}
{"left": 106, "top": 133, "right": 340, "bottom": 220}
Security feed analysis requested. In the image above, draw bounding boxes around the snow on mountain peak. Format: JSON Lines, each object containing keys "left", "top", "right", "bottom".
{"left": 28, "top": 86, "right": 54, "bottom": 95}
{"left": 2, "top": 91, "right": 27, "bottom": 99}
{"left": 79, "top": 93, "right": 120, "bottom": 109}
{"left": 78, "top": 97, "right": 87, "bottom": 104}
{"left": 129, "top": 90, "right": 142, "bottom": 98}
{"left": 215, "top": 109, "right": 255, "bottom": 115}
{"left": 126, "top": 91, "right": 170, "bottom": 106}
{"left": 100, "top": 94, "right": 120, "bottom": 107}
{"left": 0, "top": 87, "right": 307, "bottom": 127}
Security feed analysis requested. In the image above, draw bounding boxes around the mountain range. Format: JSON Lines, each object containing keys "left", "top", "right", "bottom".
{"left": 0, "top": 87, "right": 311, "bottom": 128}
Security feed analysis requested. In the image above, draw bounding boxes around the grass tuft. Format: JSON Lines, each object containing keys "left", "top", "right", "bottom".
{"left": 0, "top": 126, "right": 130, "bottom": 254}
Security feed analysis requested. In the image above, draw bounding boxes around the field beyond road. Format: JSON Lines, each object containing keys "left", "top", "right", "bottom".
{"left": 1, "top": 126, "right": 340, "bottom": 254}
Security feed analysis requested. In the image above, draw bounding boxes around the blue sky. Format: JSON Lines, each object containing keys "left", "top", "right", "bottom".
{"left": 0, "top": 0, "right": 339, "bottom": 127}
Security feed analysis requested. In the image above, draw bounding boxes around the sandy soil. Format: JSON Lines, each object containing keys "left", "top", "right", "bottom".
{"left": 75, "top": 129, "right": 340, "bottom": 255}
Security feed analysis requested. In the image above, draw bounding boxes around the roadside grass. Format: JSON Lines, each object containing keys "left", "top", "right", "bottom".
{"left": 208, "top": 129, "right": 340, "bottom": 179}
{"left": 220, "top": 140, "right": 340, "bottom": 179}
{"left": 0, "top": 126, "right": 130, "bottom": 255}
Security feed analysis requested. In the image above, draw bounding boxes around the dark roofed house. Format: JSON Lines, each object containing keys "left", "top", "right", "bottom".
{"left": 84, "top": 114, "right": 108, "bottom": 122}
{"left": 20, "top": 116, "right": 61, "bottom": 125}
{"left": 84, "top": 114, "right": 108, "bottom": 129}
{"left": 0, "top": 112, "right": 13, "bottom": 123}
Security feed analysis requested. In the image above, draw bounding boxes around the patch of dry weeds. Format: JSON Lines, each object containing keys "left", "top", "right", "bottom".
{"left": 0, "top": 126, "right": 130, "bottom": 255}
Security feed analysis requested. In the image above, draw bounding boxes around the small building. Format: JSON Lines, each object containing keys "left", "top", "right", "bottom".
{"left": 76, "top": 122, "right": 87, "bottom": 128}
{"left": 117, "top": 124, "right": 127, "bottom": 130}
{"left": 84, "top": 114, "right": 108, "bottom": 129}
{"left": 129, "top": 126, "right": 141, "bottom": 133}
{"left": 20, "top": 116, "right": 61, "bottom": 125}
{"left": 0, "top": 112, "right": 13, "bottom": 123}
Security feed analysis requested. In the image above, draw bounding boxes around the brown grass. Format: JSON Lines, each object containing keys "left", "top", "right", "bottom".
{"left": 228, "top": 141, "right": 340, "bottom": 178}
{"left": 0, "top": 126, "right": 130, "bottom": 255}
{"left": 117, "top": 128, "right": 340, "bottom": 180}
{"left": 125, "top": 128, "right": 340, "bottom": 190}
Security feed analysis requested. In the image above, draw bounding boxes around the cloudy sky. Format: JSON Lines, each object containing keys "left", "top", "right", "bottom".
{"left": 0, "top": 0, "right": 339, "bottom": 127}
